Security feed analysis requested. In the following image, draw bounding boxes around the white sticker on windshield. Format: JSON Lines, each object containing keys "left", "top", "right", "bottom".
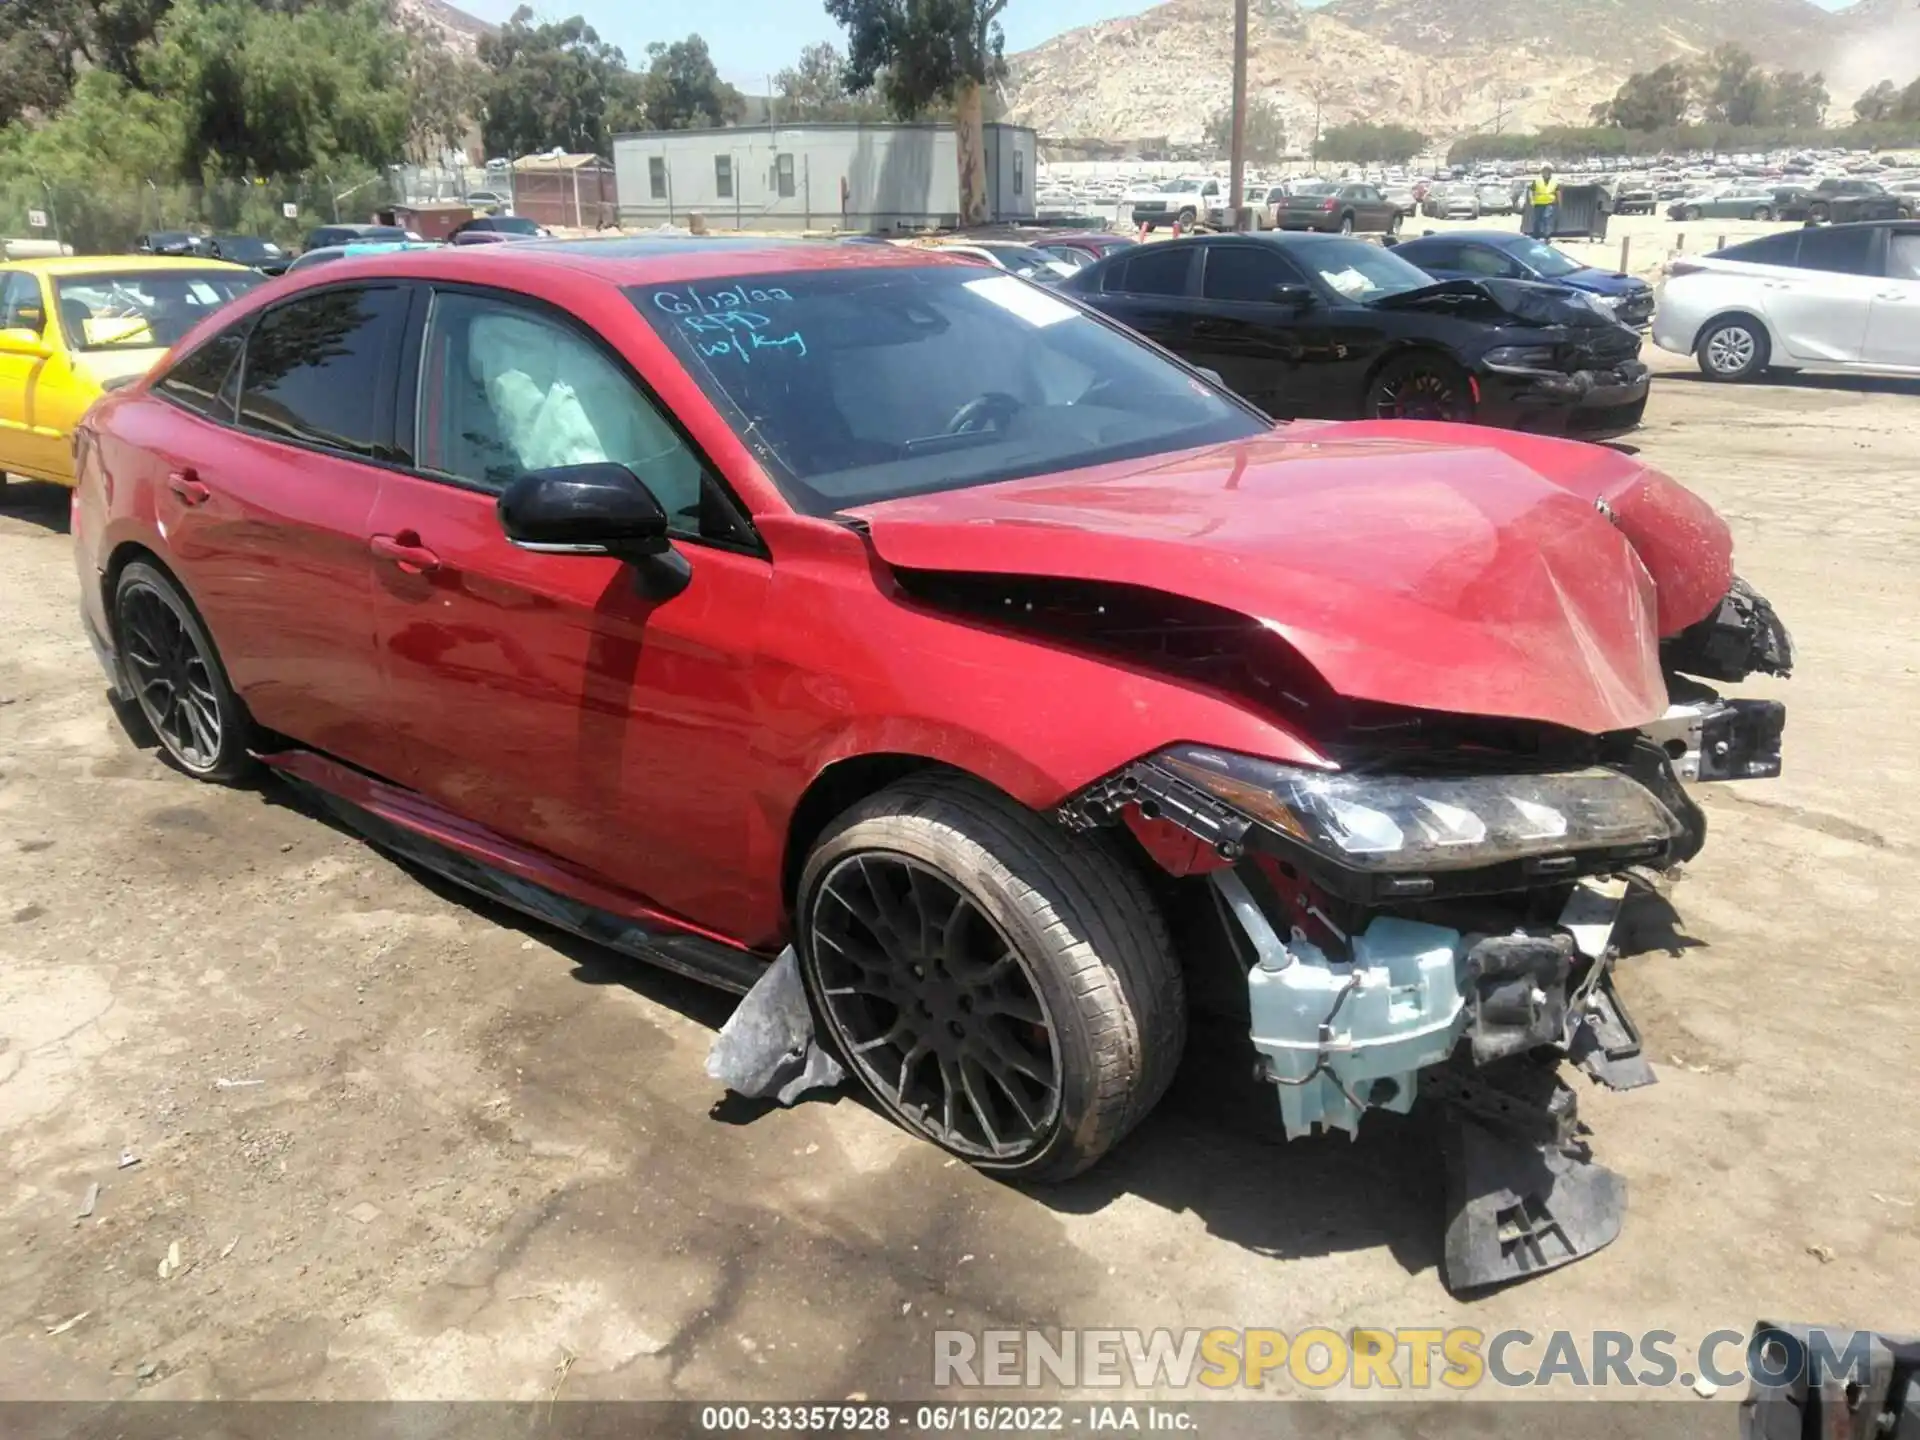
{"left": 1322, "top": 267, "right": 1375, "bottom": 298}
{"left": 963, "top": 274, "right": 1075, "bottom": 328}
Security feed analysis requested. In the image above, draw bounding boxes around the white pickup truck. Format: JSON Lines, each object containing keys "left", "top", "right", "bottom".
{"left": 1127, "top": 176, "right": 1221, "bottom": 232}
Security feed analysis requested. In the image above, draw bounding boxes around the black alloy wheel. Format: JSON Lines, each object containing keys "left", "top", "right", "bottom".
{"left": 1367, "top": 353, "right": 1475, "bottom": 422}
{"left": 809, "top": 852, "right": 1062, "bottom": 1162}
{"left": 797, "top": 775, "right": 1185, "bottom": 1181}
{"left": 114, "top": 562, "right": 254, "bottom": 781}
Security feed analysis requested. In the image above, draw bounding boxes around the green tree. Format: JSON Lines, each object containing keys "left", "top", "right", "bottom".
{"left": 1855, "top": 79, "right": 1899, "bottom": 123}
{"left": 825, "top": 0, "right": 1009, "bottom": 226}
{"left": 476, "top": 8, "right": 642, "bottom": 156}
{"left": 1316, "top": 121, "right": 1425, "bottom": 165}
{"left": 399, "top": 11, "right": 486, "bottom": 163}
{"left": 640, "top": 35, "right": 744, "bottom": 130}
{"left": 141, "top": 0, "right": 410, "bottom": 177}
{"left": 1699, "top": 45, "right": 1768, "bottom": 127}
{"left": 1205, "top": 95, "right": 1287, "bottom": 164}
{"left": 1766, "top": 70, "right": 1828, "bottom": 128}
{"left": 1590, "top": 62, "right": 1690, "bottom": 130}
{"left": 774, "top": 40, "right": 886, "bottom": 121}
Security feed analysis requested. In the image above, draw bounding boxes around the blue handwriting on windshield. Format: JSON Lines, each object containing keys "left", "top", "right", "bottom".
{"left": 653, "top": 285, "right": 808, "bottom": 363}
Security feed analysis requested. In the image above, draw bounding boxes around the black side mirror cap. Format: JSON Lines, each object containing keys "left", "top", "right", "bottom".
{"left": 497, "top": 462, "right": 670, "bottom": 559}
{"left": 1271, "top": 283, "right": 1315, "bottom": 308}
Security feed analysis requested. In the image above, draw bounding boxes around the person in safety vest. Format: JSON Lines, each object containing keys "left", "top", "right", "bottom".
{"left": 1528, "top": 164, "right": 1560, "bottom": 240}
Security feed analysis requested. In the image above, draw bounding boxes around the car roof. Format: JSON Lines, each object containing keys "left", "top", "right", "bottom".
{"left": 3, "top": 254, "right": 251, "bottom": 276}
{"left": 279, "top": 236, "right": 981, "bottom": 288}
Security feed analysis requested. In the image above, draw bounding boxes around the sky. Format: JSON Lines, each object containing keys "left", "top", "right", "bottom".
{"left": 453, "top": 0, "right": 1863, "bottom": 91}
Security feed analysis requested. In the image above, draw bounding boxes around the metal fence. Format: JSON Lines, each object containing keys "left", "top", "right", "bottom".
{"left": 0, "top": 165, "right": 529, "bottom": 256}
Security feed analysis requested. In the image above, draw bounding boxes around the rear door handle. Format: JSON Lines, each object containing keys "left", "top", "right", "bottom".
{"left": 369, "top": 532, "right": 441, "bottom": 574}
{"left": 166, "top": 468, "right": 211, "bottom": 506}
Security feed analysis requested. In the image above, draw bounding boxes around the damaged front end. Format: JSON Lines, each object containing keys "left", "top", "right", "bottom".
{"left": 1058, "top": 579, "right": 1793, "bottom": 1292}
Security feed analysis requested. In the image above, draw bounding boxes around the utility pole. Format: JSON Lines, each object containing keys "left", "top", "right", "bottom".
{"left": 1228, "top": 0, "right": 1248, "bottom": 228}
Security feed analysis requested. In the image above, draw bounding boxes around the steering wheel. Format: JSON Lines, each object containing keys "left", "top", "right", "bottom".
{"left": 945, "top": 391, "right": 1023, "bottom": 435}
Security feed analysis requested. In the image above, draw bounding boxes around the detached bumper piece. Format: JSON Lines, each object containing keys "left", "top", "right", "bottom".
{"left": 1741, "top": 1323, "right": 1920, "bottom": 1440}
{"left": 1214, "top": 869, "right": 1648, "bottom": 1292}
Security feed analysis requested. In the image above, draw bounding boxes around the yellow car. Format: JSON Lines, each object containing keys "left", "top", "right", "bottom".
{"left": 0, "top": 254, "right": 263, "bottom": 488}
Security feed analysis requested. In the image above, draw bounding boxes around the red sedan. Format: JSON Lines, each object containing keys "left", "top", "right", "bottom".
{"left": 71, "top": 239, "right": 1790, "bottom": 1285}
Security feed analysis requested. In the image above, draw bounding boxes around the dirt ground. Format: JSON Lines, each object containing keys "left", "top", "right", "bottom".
{"left": 2, "top": 348, "right": 1917, "bottom": 1406}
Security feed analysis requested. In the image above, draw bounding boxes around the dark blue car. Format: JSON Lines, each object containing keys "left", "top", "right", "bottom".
{"left": 1391, "top": 230, "right": 1654, "bottom": 329}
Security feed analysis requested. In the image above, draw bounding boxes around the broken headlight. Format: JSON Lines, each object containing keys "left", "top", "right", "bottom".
{"left": 1158, "top": 744, "right": 1681, "bottom": 877}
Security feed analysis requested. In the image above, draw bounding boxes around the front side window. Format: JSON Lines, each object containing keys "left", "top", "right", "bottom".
{"left": 157, "top": 328, "right": 246, "bottom": 421}
{"left": 237, "top": 286, "right": 406, "bottom": 459}
{"left": 1201, "top": 245, "right": 1304, "bottom": 303}
{"left": 649, "top": 157, "right": 667, "bottom": 200}
{"left": 715, "top": 154, "right": 734, "bottom": 199}
{"left": 53, "top": 269, "right": 261, "bottom": 352}
{"left": 776, "top": 153, "right": 796, "bottom": 199}
{"left": 1797, "top": 225, "right": 1878, "bottom": 276}
{"left": 630, "top": 265, "right": 1264, "bottom": 515}
{"left": 416, "top": 290, "right": 715, "bottom": 538}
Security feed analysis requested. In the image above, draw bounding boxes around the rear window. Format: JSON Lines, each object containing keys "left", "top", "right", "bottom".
{"left": 630, "top": 266, "right": 1263, "bottom": 515}
{"left": 1107, "top": 246, "right": 1192, "bottom": 297}
{"left": 1797, "top": 225, "right": 1878, "bottom": 276}
{"left": 1716, "top": 232, "right": 1801, "bottom": 268}
{"left": 237, "top": 286, "right": 407, "bottom": 459}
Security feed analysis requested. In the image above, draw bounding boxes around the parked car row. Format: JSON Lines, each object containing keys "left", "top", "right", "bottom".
{"left": 1665, "top": 177, "right": 1912, "bottom": 224}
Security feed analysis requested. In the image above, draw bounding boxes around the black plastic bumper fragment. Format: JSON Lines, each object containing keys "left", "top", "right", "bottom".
{"left": 1057, "top": 759, "right": 1252, "bottom": 857}
{"left": 1440, "top": 1111, "right": 1625, "bottom": 1293}
{"left": 1741, "top": 1323, "right": 1920, "bottom": 1440}
{"left": 1699, "top": 698, "right": 1787, "bottom": 782}
{"left": 1570, "top": 970, "right": 1658, "bottom": 1090}
{"left": 1664, "top": 576, "right": 1796, "bottom": 682}
{"left": 1464, "top": 933, "right": 1574, "bottom": 1065}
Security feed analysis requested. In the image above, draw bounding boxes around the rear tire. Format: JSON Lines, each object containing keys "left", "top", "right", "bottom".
{"left": 1696, "top": 316, "right": 1769, "bottom": 382}
{"left": 1809, "top": 202, "right": 1830, "bottom": 223}
{"left": 1751, "top": 206, "right": 1773, "bottom": 221}
{"left": 113, "top": 562, "right": 255, "bottom": 782}
{"left": 796, "top": 775, "right": 1185, "bottom": 1182}
{"left": 1366, "top": 352, "right": 1476, "bottom": 422}
{"left": 1339, "top": 213, "right": 1355, "bottom": 235}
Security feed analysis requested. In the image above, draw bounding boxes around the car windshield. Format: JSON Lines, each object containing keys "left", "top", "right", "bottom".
{"left": 1505, "top": 237, "right": 1584, "bottom": 278}
{"left": 630, "top": 265, "right": 1265, "bottom": 515}
{"left": 52, "top": 270, "right": 262, "bottom": 352}
{"left": 1293, "top": 239, "right": 1434, "bottom": 300}
{"left": 979, "top": 244, "right": 1065, "bottom": 279}
{"left": 1292, "top": 182, "right": 1337, "bottom": 196}
{"left": 484, "top": 216, "right": 542, "bottom": 235}
{"left": 1160, "top": 180, "right": 1202, "bottom": 193}
{"left": 217, "top": 237, "right": 283, "bottom": 261}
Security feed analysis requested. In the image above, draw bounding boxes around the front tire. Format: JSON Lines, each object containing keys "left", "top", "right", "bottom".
{"left": 1809, "top": 202, "right": 1830, "bottom": 223}
{"left": 1696, "top": 316, "right": 1769, "bottom": 382}
{"left": 797, "top": 775, "right": 1185, "bottom": 1181}
{"left": 1366, "top": 352, "right": 1476, "bottom": 422}
{"left": 1682, "top": 205, "right": 1703, "bottom": 221}
{"left": 113, "top": 561, "right": 255, "bottom": 782}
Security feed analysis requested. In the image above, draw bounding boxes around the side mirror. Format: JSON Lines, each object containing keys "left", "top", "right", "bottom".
{"left": 0, "top": 327, "right": 51, "bottom": 359}
{"left": 1270, "top": 284, "right": 1314, "bottom": 309}
{"left": 498, "top": 462, "right": 692, "bottom": 598}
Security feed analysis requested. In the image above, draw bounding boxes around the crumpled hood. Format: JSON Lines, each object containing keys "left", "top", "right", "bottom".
{"left": 850, "top": 425, "right": 1734, "bottom": 736}
{"left": 1371, "top": 276, "right": 1624, "bottom": 329}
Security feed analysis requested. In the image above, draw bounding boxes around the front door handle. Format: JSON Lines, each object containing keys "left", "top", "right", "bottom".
{"left": 370, "top": 532, "right": 441, "bottom": 574}
{"left": 166, "top": 468, "right": 211, "bottom": 506}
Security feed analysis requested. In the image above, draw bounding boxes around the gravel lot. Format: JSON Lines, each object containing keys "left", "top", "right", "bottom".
{"left": 2, "top": 346, "right": 1917, "bottom": 1403}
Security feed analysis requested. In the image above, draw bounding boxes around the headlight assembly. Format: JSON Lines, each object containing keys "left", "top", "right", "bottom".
{"left": 1156, "top": 744, "right": 1681, "bottom": 879}
{"left": 1482, "top": 344, "right": 1560, "bottom": 371}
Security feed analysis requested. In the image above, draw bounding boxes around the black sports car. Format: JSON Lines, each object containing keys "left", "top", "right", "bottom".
{"left": 1059, "top": 233, "right": 1649, "bottom": 440}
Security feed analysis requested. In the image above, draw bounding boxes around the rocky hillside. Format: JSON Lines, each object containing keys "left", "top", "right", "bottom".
{"left": 397, "top": 0, "right": 490, "bottom": 52}
{"left": 1003, "top": 0, "right": 1909, "bottom": 146}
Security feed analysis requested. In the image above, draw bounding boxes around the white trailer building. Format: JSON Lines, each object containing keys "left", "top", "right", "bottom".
{"left": 611, "top": 121, "right": 1039, "bottom": 232}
